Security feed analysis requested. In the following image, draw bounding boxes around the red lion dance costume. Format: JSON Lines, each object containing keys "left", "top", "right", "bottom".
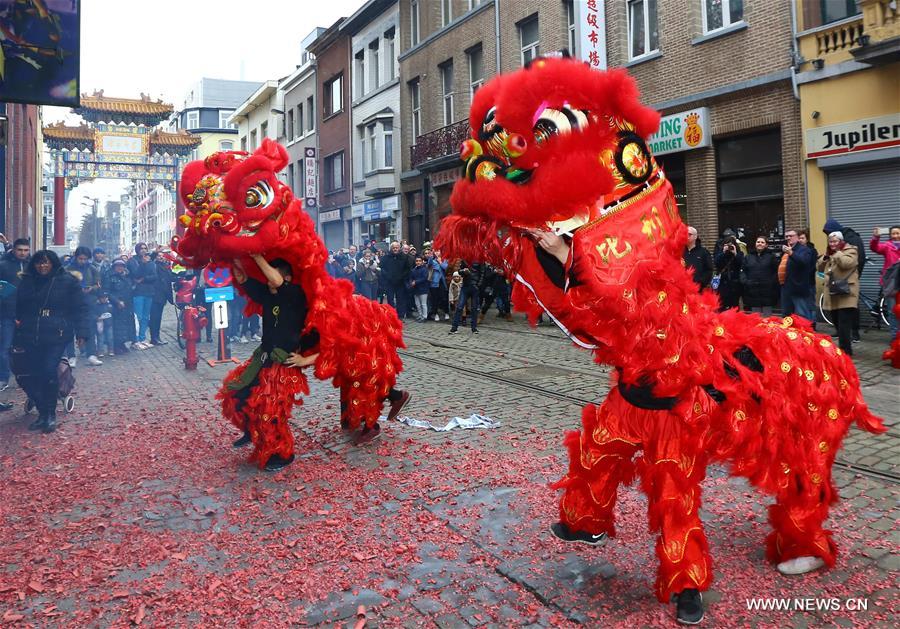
{"left": 436, "top": 56, "right": 885, "bottom": 622}
{"left": 174, "top": 139, "right": 405, "bottom": 467}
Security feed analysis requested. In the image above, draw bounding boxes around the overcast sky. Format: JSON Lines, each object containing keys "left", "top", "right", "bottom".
{"left": 50, "top": 0, "right": 362, "bottom": 228}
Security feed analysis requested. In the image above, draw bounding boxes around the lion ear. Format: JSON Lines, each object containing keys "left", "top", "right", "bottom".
{"left": 258, "top": 138, "right": 289, "bottom": 172}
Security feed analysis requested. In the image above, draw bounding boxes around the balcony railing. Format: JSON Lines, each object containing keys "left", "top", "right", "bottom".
{"left": 815, "top": 18, "right": 864, "bottom": 55}
{"left": 410, "top": 119, "right": 470, "bottom": 168}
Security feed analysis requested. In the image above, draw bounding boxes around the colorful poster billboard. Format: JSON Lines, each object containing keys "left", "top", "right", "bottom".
{"left": 0, "top": 0, "right": 80, "bottom": 107}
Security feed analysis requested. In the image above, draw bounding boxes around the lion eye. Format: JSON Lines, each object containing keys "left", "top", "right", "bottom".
{"left": 244, "top": 181, "right": 273, "bottom": 209}
{"left": 533, "top": 108, "right": 571, "bottom": 145}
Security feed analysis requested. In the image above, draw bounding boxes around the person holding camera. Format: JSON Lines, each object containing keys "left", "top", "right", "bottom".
{"left": 780, "top": 229, "right": 816, "bottom": 322}
{"left": 817, "top": 231, "right": 859, "bottom": 355}
{"left": 356, "top": 250, "right": 380, "bottom": 300}
{"left": 741, "top": 236, "right": 779, "bottom": 316}
{"left": 126, "top": 243, "right": 157, "bottom": 349}
{"left": 713, "top": 237, "right": 744, "bottom": 311}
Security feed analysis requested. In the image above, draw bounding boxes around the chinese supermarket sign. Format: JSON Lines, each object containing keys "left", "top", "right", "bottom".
{"left": 574, "top": 0, "right": 607, "bottom": 69}
{"left": 648, "top": 107, "right": 711, "bottom": 156}
{"left": 304, "top": 147, "right": 317, "bottom": 209}
{"left": 805, "top": 113, "right": 900, "bottom": 159}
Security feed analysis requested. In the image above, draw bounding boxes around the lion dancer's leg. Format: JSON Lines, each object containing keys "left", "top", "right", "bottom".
{"left": 341, "top": 381, "right": 410, "bottom": 446}
{"left": 767, "top": 450, "right": 836, "bottom": 575}
{"left": 218, "top": 361, "right": 309, "bottom": 470}
{"left": 551, "top": 392, "right": 641, "bottom": 544}
{"left": 640, "top": 409, "right": 711, "bottom": 624}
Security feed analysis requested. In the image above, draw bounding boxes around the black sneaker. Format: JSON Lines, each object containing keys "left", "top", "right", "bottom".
{"left": 0, "top": 401, "right": 12, "bottom": 412}
{"left": 28, "top": 416, "right": 46, "bottom": 431}
{"left": 675, "top": 589, "right": 704, "bottom": 625}
{"left": 264, "top": 453, "right": 295, "bottom": 471}
{"left": 232, "top": 432, "right": 252, "bottom": 448}
{"left": 549, "top": 522, "right": 608, "bottom": 546}
{"left": 472, "top": 329, "right": 479, "bottom": 334}
{"left": 448, "top": 329, "right": 459, "bottom": 335}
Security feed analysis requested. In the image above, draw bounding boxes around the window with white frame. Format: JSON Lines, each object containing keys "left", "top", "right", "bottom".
{"left": 287, "top": 109, "right": 295, "bottom": 140}
{"left": 566, "top": 0, "right": 576, "bottom": 54}
{"left": 703, "top": 0, "right": 743, "bottom": 33}
{"left": 628, "top": 0, "right": 659, "bottom": 59}
{"left": 383, "top": 121, "right": 393, "bottom": 168}
{"left": 219, "top": 110, "right": 235, "bottom": 129}
{"left": 260, "top": 120, "right": 268, "bottom": 139}
{"left": 442, "top": 0, "right": 452, "bottom": 26}
{"left": 468, "top": 0, "right": 484, "bottom": 9}
{"left": 250, "top": 129, "right": 257, "bottom": 150}
{"left": 240, "top": 136, "right": 247, "bottom": 151}
{"left": 325, "top": 74, "right": 343, "bottom": 116}
{"left": 354, "top": 50, "right": 365, "bottom": 98}
{"left": 368, "top": 123, "right": 377, "bottom": 172}
{"left": 358, "top": 126, "right": 367, "bottom": 178}
{"left": 219, "top": 140, "right": 234, "bottom": 151}
{"left": 409, "top": 79, "right": 421, "bottom": 141}
{"left": 288, "top": 163, "right": 295, "bottom": 192}
{"left": 441, "top": 61, "right": 454, "bottom": 125}
{"left": 385, "top": 28, "right": 396, "bottom": 81}
{"left": 186, "top": 110, "right": 199, "bottom": 129}
{"left": 324, "top": 151, "right": 344, "bottom": 192}
{"left": 297, "top": 103, "right": 304, "bottom": 138}
{"left": 411, "top": 0, "right": 420, "bottom": 46}
{"left": 519, "top": 16, "right": 539, "bottom": 66}
{"left": 369, "top": 39, "right": 380, "bottom": 91}
{"left": 468, "top": 45, "right": 484, "bottom": 96}
{"left": 306, "top": 96, "right": 315, "bottom": 131}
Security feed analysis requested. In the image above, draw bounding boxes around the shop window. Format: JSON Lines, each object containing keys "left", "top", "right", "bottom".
{"left": 715, "top": 129, "right": 784, "bottom": 241}
{"left": 655, "top": 153, "right": 686, "bottom": 218}
{"left": 628, "top": 0, "right": 659, "bottom": 59}
{"left": 702, "top": 0, "right": 743, "bottom": 33}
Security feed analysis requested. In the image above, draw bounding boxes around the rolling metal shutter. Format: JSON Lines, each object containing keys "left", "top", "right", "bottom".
{"left": 825, "top": 159, "right": 900, "bottom": 323}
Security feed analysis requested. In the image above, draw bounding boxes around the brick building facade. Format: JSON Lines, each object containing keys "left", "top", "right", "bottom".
{"left": 309, "top": 21, "right": 353, "bottom": 251}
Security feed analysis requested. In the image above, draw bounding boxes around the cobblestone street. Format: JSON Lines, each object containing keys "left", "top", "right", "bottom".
{"left": 1, "top": 313, "right": 897, "bottom": 627}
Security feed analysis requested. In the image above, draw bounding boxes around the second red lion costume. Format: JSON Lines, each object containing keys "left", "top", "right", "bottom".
{"left": 174, "top": 140, "right": 405, "bottom": 467}
{"left": 436, "top": 56, "right": 885, "bottom": 621}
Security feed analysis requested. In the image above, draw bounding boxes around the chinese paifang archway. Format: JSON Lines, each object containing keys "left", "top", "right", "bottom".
{"left": 43, "top": 91, "right": 201, "bottom": 245}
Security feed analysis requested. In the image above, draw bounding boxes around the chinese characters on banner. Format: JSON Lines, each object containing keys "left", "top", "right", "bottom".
{"left": 575, "top": 0, "right": 607, "bottom": 70}
{"left": 304, "top": 147, "right": 317, "bottom": 209}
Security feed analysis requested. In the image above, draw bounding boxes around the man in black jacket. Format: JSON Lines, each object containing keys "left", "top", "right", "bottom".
{"left": 449, "top": 261, "right": 484, "bottom": 334}
{"left": 683, "top": 226, "right": 713, "bottom": 289}
{"left": 0, "top": 238, "right": 31, "bottom": 404}
{"left": 379, "top": 241, "right": 412, "bottom": 318}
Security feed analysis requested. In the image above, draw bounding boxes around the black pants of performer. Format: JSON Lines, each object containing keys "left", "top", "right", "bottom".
{"left": 833, "top": 307, "right": 854, "bottom": 356}
{"left": 233, "top": 366, "right": 265, "bottom": 431}
{"left": 149, "top": 299, "right": 167, "bottom": 343}
{"left": 340, "top": 387, "right": 403, "bottom": 422}
{"left": 15, "top": 342, "right": 66, "bottom": 416}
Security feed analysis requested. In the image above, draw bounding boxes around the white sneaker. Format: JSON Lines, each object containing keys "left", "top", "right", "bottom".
{"left": 251, "top": 334, "right": 262, "bottom": 341}
{"left": 239, "top": 335, "right": 249, "bottom": 344}
{"left": 68, "top": 356, "right": 77, "bottom": 367}
{"left": 87, "top": 355, "right": 103, "bottom": 366}
{"left": 444, "top": 314, "right": 450, "bottom": 321}
{"left": 777, "top": 556, "right": 825, "bottom": 575}
{"left": 433, "top": 314, "right": 439, "bottom": 321}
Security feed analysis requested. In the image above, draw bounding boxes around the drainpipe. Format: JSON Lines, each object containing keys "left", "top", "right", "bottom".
{"left": 789, "top": 0, "right": 801, "bottom": 100}
{"left": 494, "top": 0, "right": 501, "bottom": 73}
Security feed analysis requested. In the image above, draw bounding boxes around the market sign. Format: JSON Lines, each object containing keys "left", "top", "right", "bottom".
{"left": 319, "top": 209, "right": 341, "bottom": 223}
{"left": 362, "top": 194, "right": 399, "bottom": 221}
{"left": 303, "top": 147, "right": 317, "bottom": 209}
{"left": 430, "top": 167, "right": 460, "bottom": 187}
{"left": 574, "top": 0, "right": 607, "bottom": 69}
{"left": 805, "top": 113, "right": 900, "bottom": 159}
{"left": 647, "top": 107, "right": 710, "bottom": 156}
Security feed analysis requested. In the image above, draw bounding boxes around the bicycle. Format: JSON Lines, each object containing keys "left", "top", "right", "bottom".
{"left": 818, "top": 286, "right": 889, "bottom": 329}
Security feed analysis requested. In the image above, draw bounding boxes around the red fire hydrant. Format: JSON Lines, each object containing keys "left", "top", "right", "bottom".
{"left": 182, "top": 305, "right": 207, "bottom": 370}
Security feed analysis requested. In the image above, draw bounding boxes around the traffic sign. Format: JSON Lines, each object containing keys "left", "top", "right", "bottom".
{"left": 212, "top": 300, "right": 229, "bottom": 330}
{"left": 204, "top": 286, "right": 234, "bottom": 302}
{"left": 203, "top": 265, "right": 232, "bottom": 288}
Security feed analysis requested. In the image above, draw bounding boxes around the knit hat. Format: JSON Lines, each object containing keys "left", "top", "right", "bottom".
{"left": 452, "top": 271, "right": 461, "bottom": 278}
{"left": 93, "top": 247, "right": 105, "bottom": 255}
{"left": 828, "top": 231, "right": 844, "bottom": 241}
{"left": 823, "top": 218, "right": 844, "bottom": 235}
{"left": 112, "top": 259, "right": 126, "bottom": 267}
